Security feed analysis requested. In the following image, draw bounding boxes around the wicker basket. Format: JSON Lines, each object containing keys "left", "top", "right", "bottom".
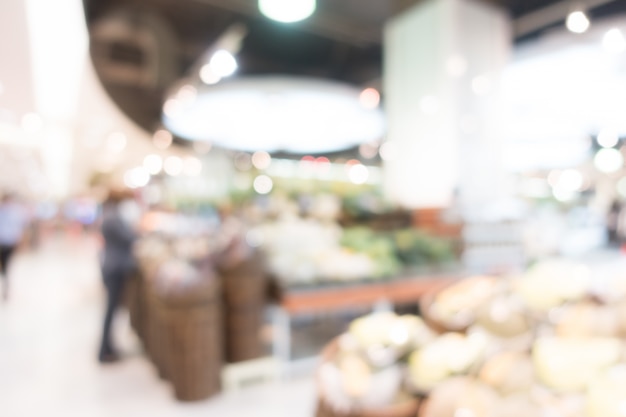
{"left": 418, "top": 279, "right": 468, "bottom": 334}
{"left": 316, "top": 399, "right": 421, "bottom": 417}
{"left": 315, "top": 339, "right": 421, "bottom": 417}
{"left": 219, "top": 250, "right": 269, "bottom": 363}
{"left": 152, "top": 268, "right": 223, "bottom": 401}
{"left": 159, "top": 297, "right": 223, "bottom": 401}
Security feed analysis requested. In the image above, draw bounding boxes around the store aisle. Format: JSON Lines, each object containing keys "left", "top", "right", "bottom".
{"left": 0, "top": 233, "right": 316, "bottom": 417}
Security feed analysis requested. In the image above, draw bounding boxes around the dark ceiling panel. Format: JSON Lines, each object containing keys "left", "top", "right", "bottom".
{"left": 82, "top": 0, "right": 626, "bottom": 141}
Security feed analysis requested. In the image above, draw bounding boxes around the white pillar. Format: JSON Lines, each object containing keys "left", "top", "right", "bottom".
{"left": 383, "top": 0, "right": 511, "bottom": 217}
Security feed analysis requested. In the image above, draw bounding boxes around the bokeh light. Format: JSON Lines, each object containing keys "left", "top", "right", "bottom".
{"left": 143, "top": 154, "right": 163, "bottom": 175}
{"left": 124, "top": 166, "right": 150, "bottom": 189}
{"left": 258, "top": 0, "right": 316, "bottom": 23}
{"left": 164, "top": 156, "right": 183, "bottom": 176}
{"left": 359, "top": 142, "right": 379, "bottom": 159}
{"left": 200, "top": 65, "right": 221, "bottom": 85}
{"left": 163, "top": 98, "right": 182, "bottom": 118}
{"left": 566, "top": 11, "right": 590, "bottom": 34}
{"left": 176, "top": 85, "right": 197, "bottom": 104}
{"left": 594, "top": 148, "right": 624, "bottom": 173}
{"left": 153, "top": 129, "right": 173, "bottom": 150}
{"left": 603, "top": 28, "right": 626, "bottom": 54}
{"left": 379, "top": 142, "right": 397, "bottom": 161}
{"left": 252, "top": 151, "right": 272, "bottom": 170}
{"left": 234, "top": 153, "right": 252, "bottom": 171}
{"left": 597, "top": 128, "right": 620, "bottom": 148}
{"left": 253, "top": 175, "right": 273, "bottom": 194}
{"left": 209, "top": 50, "right": 238, "bottom": 77}
{"left": 359, "top": 88, "right": 380, "bottom": 109}
{"left": 556, "top": 169, "right": 584, "bottom": 191}
{"left": 348, "top": 164, "right": 369, "bottom": 184}
{"left": 183, "top": 156, "right": 203, "bottom": 176}
{"left": 193, "top": 141, "right": 212, "bottom": 154}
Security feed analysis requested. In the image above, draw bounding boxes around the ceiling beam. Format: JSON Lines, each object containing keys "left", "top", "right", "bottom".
{"left": 514, "top": 0, "right": 617, "bottom": 38}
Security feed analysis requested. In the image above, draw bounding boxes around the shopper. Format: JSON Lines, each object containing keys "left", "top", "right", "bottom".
{"left": 0, "top": 193, "right": 27, "bottom": 301}
{"left": 98, "top": 188, "right": 138, "bottom": 363}
{"left": 607, "top": 200, "right": 624, "bottom": 247}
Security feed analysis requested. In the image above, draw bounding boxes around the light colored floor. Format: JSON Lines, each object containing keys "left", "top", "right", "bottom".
{"left": 0, "top": 233, "right": 317, "bottom": 417}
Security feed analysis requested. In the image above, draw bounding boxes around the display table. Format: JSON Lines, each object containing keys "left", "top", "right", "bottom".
{"left": 271, "top": 274, "right": 460, "bottom": 371}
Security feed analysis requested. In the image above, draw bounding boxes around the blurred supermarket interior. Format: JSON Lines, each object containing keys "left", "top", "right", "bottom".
{"left": 2, "top": 0, "right": 626, "bottom": 416}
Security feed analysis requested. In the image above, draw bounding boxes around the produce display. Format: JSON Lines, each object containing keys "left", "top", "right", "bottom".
{"left": 316, "top": 259, "right": 626, "bottom": 417}
{"left": 252, "top": 216, "right": 455, "bottom": 285}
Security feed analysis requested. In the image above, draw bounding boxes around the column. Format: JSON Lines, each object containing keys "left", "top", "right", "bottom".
{"left": 383, "top": 0, "right": 511, "bottom": 218}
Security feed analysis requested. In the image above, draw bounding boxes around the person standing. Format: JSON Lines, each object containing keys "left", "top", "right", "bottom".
{"left": 0, "top": 193, "right": 27, "bottom": 301}
{"left": 98, "top": 189, "right": 138, "bottom": 363}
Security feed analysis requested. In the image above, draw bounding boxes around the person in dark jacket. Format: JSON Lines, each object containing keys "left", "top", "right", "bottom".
{"left": 0, "top": 193, "right": 27, "bottom": 301}
{"left": 98, "top": 189, "right": 138, "bottom": 363}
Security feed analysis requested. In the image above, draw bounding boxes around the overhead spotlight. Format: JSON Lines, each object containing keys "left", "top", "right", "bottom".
{"left": 566, "top": 10, "right": 590, "bottom": 34}
{"left": 259, "top": 0, "right": 316, "bottom": 23}
{"left": 209, "top": 50, "right": 238, "bottom": 78}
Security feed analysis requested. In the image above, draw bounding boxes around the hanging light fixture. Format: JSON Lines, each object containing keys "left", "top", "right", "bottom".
{"left": 566, "top": 10, "right": 590, "bottom": 33}
{"left": 259, "top": 0, "right": 316, "bottom": 23}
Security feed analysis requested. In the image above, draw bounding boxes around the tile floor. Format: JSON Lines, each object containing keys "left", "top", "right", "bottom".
{"left": 0, "top": 233, "right": 317, "bottom": 417}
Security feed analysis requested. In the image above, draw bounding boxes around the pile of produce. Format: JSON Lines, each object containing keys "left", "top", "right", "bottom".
{"left": 316, "top": 259, "right": 626, "bottom": 417}
{"left": 254, "top": 217, "right": 455, "bottom": 285}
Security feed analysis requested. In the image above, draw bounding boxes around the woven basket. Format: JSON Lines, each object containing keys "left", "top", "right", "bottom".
{"left": 150, "top": 266, "right": 223, "bottom": 401}
{"left": 219, "top": 251, "right": 268, "bottom": 363}
{"left": 159, "top": 299, "right": 223, "bottom": 401}
{"left": 418, "top": 279, "right": 468, "bottom": 334}
{"left": 219, "top": 252, "right": 268, "bottom": 307}
{"left": 315, "top": 339, "right": 421, "bottom": 417}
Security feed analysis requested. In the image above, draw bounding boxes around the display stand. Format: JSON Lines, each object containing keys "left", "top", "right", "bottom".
{"left": 272, "top": 275, "right": 459, "bottom": 375}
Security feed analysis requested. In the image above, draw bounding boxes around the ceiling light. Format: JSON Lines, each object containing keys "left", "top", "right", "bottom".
{"left": 259, "top": 0, "right": 316, "bottom": 23}
{"left": 209, "top": 50, "right": 238, "bottom": 78}
{"left": 603, "top": 28, "right": 626, "bottom": 54}
{"left": 163, "top": 76, "right": 386, "bottom": 154}
{"left": 566, "top": 10, "right": 590, "bottom": 34}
